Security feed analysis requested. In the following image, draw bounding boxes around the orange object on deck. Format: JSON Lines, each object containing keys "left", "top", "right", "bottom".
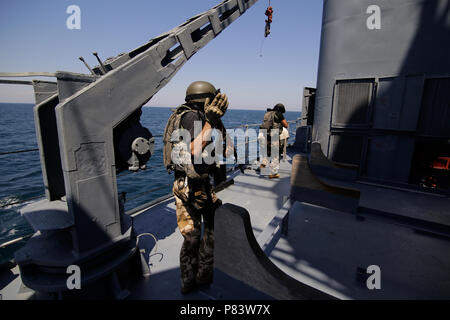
{"left": 432, "top": 157, "right": 450, "bottom": 170}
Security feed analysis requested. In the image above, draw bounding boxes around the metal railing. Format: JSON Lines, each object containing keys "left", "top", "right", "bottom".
{"left": 0, "top": 118, "right": 300, "bottom": 208}
{"left": 233, "top": 119, "right": 299, "bottom": 164}
{"left": 0, "top": 118, "right": 301, "bottom": 249}
{"left": 0, "top": 118, "right": 299, "bottom": 197}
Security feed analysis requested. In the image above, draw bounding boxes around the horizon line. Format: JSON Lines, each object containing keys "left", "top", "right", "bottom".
{"left": 0, "top": 102, "right": 302, "bottom": 112}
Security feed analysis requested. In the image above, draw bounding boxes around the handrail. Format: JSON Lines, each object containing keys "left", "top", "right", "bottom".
{"left": 1, "top": 117, "right": 301, "bottom": 226}
{"left": 234, "top": 119, "right": 298, "bottom": 129}
{"left": 0, "top": 126, "right": 300, "bottom": 248}
{"left": 0, "top": 235, "right": 33, "bottom": 249}
{"left": 0, "top": 120, "right": 299, "bottom": 157}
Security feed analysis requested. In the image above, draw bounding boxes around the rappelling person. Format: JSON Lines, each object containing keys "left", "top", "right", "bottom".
{"left": 265, "top": 6, "right": 273, "bottom": 37}
{"left": 258, "top": 103, "right": 288, "bottom": 179}
{"left": 163, "top": 81, "right": 229, "bottom": 294}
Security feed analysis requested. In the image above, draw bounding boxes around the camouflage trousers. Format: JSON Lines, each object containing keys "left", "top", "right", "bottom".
{"left": 258, "top": 133, "right": 280, "bottom": 175}
{"left": 173, "top": 176, "right": 222, "bottom": 288}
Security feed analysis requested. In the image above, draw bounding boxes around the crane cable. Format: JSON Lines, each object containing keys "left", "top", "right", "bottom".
{"left": 259, "top": 39, "right": 265, "bottom": 57}
{"left": 259, "top": 0, "right": 273, "bottom": 57}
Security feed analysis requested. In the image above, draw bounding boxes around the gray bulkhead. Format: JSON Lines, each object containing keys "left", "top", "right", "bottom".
{"left": 314, "top": 0, "right": 450, "bottom": 186}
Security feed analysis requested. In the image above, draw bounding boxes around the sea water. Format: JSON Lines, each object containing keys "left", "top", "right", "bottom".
{"left": 0, "top": 103, "right": 300, "bottom": 263}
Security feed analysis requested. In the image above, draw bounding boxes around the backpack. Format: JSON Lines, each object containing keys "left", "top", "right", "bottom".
{"left": 261, "top": 111, "right": 282, "bottom": 130}
{"left": 163, "top": 105, "right": 196, "bottom": 172}
{"left": 163, "top": 105, "right": 209, "bottom": 179}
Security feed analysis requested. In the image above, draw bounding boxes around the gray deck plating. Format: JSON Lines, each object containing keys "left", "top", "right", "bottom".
{"left": 0, "top": 156, "right": 293, "bottom": 300}
{"left": 268, "top": 201, "right": 450, "bottom": 299}
{"left": 319, "top": 175, "right": 450, "bottom": 229}
{"left": 3, "top": 152, "right": 449, "bottom": 300}
{"left": 128, "top": 157, "right": 293, "bottom": 299}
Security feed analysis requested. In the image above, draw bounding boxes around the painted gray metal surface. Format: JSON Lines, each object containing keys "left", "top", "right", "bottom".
{"left": 124, "top": 159, "right": 294, "bottom": 299}
{"left": 21, "top": 199, "right": 73, "bottom": 231}
{"left": 314, "top": 0, "right": 450, "bottom": 185}
{"left": 3, "top": 0, "right": 450, "bottom": 300}
{"left": 10, "top": 0, "right": 261, "bottom": 297}
{"left": 52, "top": 0, "right": 259, "bottom": 255}
{"left": 3, "top": 150, "right": 450, "bottom": 299}
{"left": 269, "top": 201, "right": 450, "bottom": 299}
{"left": 33, "top": 94, "right": 64, "bottom": 200}
{"left": 214, "top": 203, "right": 334, "bottom": 300}
{"left": 129, "top": 150, "right": 450, "bottom": 300}
{"left": 32, "top": 80, "right": 57, "bottom": 105}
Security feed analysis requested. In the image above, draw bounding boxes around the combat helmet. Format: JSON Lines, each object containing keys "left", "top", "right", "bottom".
{"left": 273, "top": 103, "right": 286, "bottom": 113}
{"left": 185, "top": 81, "right": 219, "bottom": 104}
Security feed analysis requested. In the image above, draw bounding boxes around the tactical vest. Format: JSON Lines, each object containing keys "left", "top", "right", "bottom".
{"left": 261, "top": 111, "right": 282, "bottom": 131}
{"left": 163, "top": 105, "right": 208, "bottom": 179}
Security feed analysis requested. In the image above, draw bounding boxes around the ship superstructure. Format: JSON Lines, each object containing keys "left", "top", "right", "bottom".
{"left": 1, "top": 0, "right": 449, "bottom": 300}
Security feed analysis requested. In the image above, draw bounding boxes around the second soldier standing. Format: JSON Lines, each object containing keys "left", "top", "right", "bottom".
{"left": 258, "top": 103, "right": 288, "bottom": 179}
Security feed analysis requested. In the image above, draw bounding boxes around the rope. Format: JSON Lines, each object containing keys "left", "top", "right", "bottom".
{"left": 260, "top": 0, "right": 274, "bottom": 56}
{"left": 259, "top": 38, "right": 265, "bottom": 58}
{"left": 0, "top": 148, "right": 39, "bottom": 156}
{"left": 136, "top": 232, "right": 162, "bottom": 266}
{"left": 136, "top": 233, "right": 158, "bottom": 256}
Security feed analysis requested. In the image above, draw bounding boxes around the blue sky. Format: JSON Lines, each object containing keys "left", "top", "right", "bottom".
{"left": 0, "top": 0, "right": 323, "bottom": 111}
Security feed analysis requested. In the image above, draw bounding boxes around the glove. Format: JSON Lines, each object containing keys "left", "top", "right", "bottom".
{"left": 173, "top": 177, "right": 189, "bottom": 203}
{"left": 204, "top": 93, "right": 229, "bottom": 127}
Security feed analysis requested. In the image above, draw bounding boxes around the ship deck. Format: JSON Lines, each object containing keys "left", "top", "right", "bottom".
{"left": 2, "top": 149, "right": 450, "bottom": 300}
{"left": 128, "top": 155, "right": 294, "bottom": 300}
{"left": 128, "top": 148, "right": 450, "bottom": 300}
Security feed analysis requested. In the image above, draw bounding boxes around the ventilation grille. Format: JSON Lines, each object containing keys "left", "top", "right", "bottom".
{"left": 332, "top": 79, "right": 373, "bottom": 127}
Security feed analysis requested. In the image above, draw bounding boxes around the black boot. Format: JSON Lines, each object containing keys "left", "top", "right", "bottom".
{"left": 181, "top": 281, "right": 197, "bottom": 295}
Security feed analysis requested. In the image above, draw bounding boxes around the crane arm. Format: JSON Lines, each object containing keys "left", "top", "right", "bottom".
{"left": 28, "top": 0, "right": 260, "bottom": 254}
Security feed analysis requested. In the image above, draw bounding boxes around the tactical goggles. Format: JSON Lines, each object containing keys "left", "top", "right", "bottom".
{"left": 185, "top": 88, "right": 221, "bottom": 102}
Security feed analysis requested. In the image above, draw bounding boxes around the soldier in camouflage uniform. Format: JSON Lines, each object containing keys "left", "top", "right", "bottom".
{"left": 258, "top": 103, "right": 288, "bottom": 179}
{"left": 164, "top": 81, "right": 229, "bottom": 294}
{"left": 173, "top": 175, "right": 221, "bottom": 293}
